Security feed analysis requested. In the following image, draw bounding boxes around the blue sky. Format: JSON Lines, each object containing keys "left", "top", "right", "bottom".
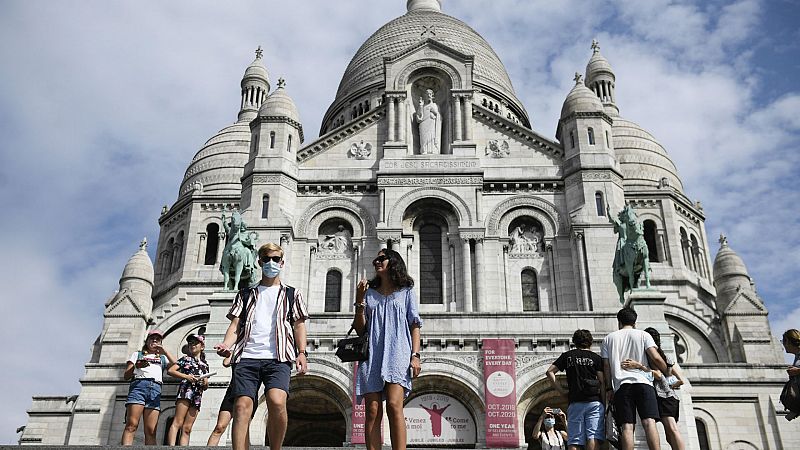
{"left": 1, "top": 0, "right": 798, "bottom": 444}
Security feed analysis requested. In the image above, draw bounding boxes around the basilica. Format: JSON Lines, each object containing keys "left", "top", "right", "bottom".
{"left": 21, "top": 1, "right": 798, "bottom": 449}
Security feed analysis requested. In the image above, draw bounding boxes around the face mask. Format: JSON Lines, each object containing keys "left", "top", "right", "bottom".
{"left": 544, "top": 418, "right": 556, "bottom": 428}
{"left": 262, "top": 261, "right": 281, "bottom": 278}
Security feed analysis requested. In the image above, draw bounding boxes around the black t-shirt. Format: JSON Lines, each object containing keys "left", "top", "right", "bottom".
{"left": 553, "top": 349, "right": 603, "bottom": 404}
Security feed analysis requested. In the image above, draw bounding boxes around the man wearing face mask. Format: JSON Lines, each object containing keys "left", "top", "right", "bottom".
{"left": 215, "top": 243, "right": 309, "bottom": 450}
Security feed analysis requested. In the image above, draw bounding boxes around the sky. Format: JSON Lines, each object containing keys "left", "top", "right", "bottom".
{"left": 0, "top": 0, "right": 799, "bottom": 444}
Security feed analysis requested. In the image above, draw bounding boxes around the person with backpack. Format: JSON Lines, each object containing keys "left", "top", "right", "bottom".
{"left": 546, "top": 329, "right": 605, "bottom": 450}
{"left": 121, "top": 329, "right": 177, "bottom": 445}
{"left": 214, "top": 242, "right": 309, "bottom": 450}
{"left": 620, "top": 328, "right": 687, "bottom": 450}
{"left": 781, "top": 329, "right": 800, "bottom": 421}
{"left": 166, "top": 334, "right": 209, "bottom": 445}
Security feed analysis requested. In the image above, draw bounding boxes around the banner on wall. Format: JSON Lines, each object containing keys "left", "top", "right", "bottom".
{"left": 483, "top": 339, "right": 519, "bottom": 448}
{"left": 405, "top": 393, "right": 476, "bottom": 445}
{"left": 351, "top": 363, "right": 365, "bottom": 444}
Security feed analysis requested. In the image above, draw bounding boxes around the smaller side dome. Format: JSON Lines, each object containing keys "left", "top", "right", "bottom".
{"left": 259, "top": 78, "right": 301, "bottom": 124}
{"left": 713, "top": 234, "right": 751, "bottom": 288}
{"left": 121, "top": 238, "right": 154, "bottom": 286}
{"left": 560, "top": 73, "right": 603, "bottom": 119}
{"left": 585, "top": 40, "right": 614, "bottom": 80}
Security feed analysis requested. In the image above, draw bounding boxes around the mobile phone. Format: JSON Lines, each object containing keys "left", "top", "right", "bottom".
{"left": 553, "top": 408, "right": 562, "bottom": 415}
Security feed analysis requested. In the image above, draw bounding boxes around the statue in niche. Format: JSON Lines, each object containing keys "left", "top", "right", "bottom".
{"left": 415, "top": 88, "right": 440, "bottom": 154}
{"left": 348, "top": 140, "right": 372, "bottom": 159}
{"left": 509, "top": 224, "right": 542, "bottom": 254}
{"left": 320, "top": 225, "right": 352, "bottom": 254}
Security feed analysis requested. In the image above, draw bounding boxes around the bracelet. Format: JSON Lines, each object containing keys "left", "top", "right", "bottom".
{"left": 354, "top": 302, "right": 365, "bottom": 308}
{"left": 411, "top": 352, "right": 421, "bottom": 359}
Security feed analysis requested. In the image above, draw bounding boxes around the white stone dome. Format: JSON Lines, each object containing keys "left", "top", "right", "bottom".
{"left": 326, "top": 7, "right": 527, "bottom": 127}
{"left": 259, "top": 82, "right": 301, "bottom": 123}
{"left": 713, "top": 236, "right": 751, "bottom": 287}
{"left": 242, "top": 48, "right": 270, "bottom": 87}
{"left": 560, "top": 81, "right": 603, "bottom": 119}
{"left": 120, "top": 241, "right": 154, "bottom": 286}
{"left": 179, "top": 122, "right": 251, "bottom": 198}
{"left": 612, "top": 117, "right": 684, "bottom": 192}
{"left": 586, "top": 51, "right": 614, "bottom": 80}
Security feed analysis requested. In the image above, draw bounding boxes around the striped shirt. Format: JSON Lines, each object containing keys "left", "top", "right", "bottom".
{"left": 227, "top": 283, "right": 309, "bottom": 364}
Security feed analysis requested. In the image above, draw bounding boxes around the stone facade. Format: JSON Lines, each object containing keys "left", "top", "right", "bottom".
{"left": 21, "top": 1, "right": 797, "bottom": 449}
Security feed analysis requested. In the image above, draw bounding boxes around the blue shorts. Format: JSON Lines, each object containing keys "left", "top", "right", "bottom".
{"left": 126, "top": 378, "right": 162, "bottom": 410}
{"left": 567, "top": 401, "right": 605, "bottom": 446}
{"left": 232, "top": 359, "right": 292, "bottom": 405}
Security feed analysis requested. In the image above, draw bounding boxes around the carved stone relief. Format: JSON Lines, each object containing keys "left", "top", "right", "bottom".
{"left": 348, "top": 140, "right": 372, "bottom": 159}
{"left": 485, "top": 140, "right": 510, "bottom": 158}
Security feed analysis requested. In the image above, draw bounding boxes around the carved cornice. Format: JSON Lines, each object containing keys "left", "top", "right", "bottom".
{"left": 242, "top": 173, "right": 298, "bottom": 191}
{"left": 253, "top": 115, "right": 304, "bottom": 143}
{"left": 473, "top": 105, "right": 563, "bottom": 159}
{"left": 558, "top": 110, "right": 614, "bottom": 126}
{"left": 564, "top": 170, "right": 623, "bottom": 189}
{"left": 483, "top": 180, "right": 562, "bottom": 194}
{"left": 297, "top": 183, "right": 378, "bottom": 196}
{"left": 297, "top": 108, "right": 384, "bottom": 162}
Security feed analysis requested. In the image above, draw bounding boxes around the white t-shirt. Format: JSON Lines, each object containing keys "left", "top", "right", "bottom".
{"left": 127, "top": 351, "right": 166, "bottom": 383}
{"left": 241, "top": 285, "right": 280, "bottom": 359}
{"left": 601, "top": 328, "right": 657, "bottom": 391}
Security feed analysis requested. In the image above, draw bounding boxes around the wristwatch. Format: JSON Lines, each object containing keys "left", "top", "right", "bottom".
{"left": 411, "top": 352, "right": 421, "bottom": 359}
{"left": 299, "top": 350, "right": 308, "bottom": 357}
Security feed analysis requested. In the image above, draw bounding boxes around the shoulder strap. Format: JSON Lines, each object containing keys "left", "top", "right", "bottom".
{"left": 238, "top": 287, "right": 253, "bottom": 323}
{"left": 137, "top": 351, "right": 143, "bottom": 360}
{"left": 285, "top": 285, "right": 296, "bottom": 326}
{"left": 160, "top": 355, "right": 167, "bottom": 366}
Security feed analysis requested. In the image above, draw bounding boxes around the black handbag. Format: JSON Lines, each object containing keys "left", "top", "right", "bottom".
{"left": 336, "top": 326, "right": 369, "bottom": 362}
{"left": 781, "top": 375, "right": 800, "bottom": 414}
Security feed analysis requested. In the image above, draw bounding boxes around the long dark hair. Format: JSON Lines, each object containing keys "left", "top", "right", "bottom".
{"left": 369, "top": 249, "right": 414, "bottom": 289}
{"left": 644, "top": 327, "right": 668, "bottom": 364}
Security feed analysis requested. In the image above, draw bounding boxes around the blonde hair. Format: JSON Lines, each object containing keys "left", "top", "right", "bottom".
{"left": 784, "top": 329, "right": 800, "bottom": 347}
{"left": 258, "top": 243, "right": 284, "bottom": 259}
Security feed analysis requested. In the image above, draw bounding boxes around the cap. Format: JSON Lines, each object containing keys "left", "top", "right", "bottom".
{"left": 187, "top": 334, "right": 205, "bottom": 344}
{"left": 147, "top": 329, "right": 165, "bottom": 338}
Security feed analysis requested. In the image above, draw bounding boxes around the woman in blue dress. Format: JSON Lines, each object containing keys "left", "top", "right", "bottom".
{"left": 354, "top": 249, "right": 422, "bottom": 450}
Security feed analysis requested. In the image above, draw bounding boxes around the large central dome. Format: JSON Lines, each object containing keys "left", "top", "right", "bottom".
{"left": 324, "top": 5, "right": 528, "bottom": 131}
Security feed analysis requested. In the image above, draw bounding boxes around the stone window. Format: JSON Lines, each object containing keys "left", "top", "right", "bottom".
{"left": 287, "top": 134, "right": 293, "bottom": 152}
{"left": 605, "top": 130, "right": 610, "bottom": 147}
{"left": 521, "top": 268, "right": 539, "bottom": 311}
{"left": 251, "top": 133, "right": 259, "bottom": 155}
{"left": 324, "top": 269, "right": 342, "bottom": 312}
{"left": 269, "top": 131, "right": 276, "bottom": 149}
{"left": 171, "top": 231, "right": 184, "bottom": 273}
{"left": 690, "top": 234, "right": 703, "bottom": 276}
{"left": 204, "top": 223, "right": 219, "bottom": 265}
{"left": 164, "top": 237, "right": 175, "bottom": 274}
{"left": 261, "top": 194, "right": 270, "bottom": 219}
{"left": 588, "top": 127, "right": 595, "bottom": 145}
{"left": 419, "top": 224, "right": 443, "bottom": 304}
{"left": 569, "top": 130, "right": 575, "bottom": 148}
{"left": 643, "top": 220, "right": 659, "bottom": 262}
{"left": 680, "top": 228, "right": 691, "bottom": 269}
{"left": 595, "top": 192, "right": 605, "bottom": 216}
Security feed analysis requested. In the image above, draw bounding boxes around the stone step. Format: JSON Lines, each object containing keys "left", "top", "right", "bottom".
{"left": 5, "top": 447, "right": 493, "bottom": 450}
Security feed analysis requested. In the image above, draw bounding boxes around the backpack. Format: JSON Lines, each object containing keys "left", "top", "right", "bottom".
{"left": 780, "top": 375, "right": 800, "bottom": 414}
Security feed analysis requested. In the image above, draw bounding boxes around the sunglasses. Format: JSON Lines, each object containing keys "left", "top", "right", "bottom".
{"left": 373, "top": 255, "right": 388, "bottom": 264}
{"left": 261, "top": 256, "right": 283, "bottom": 263}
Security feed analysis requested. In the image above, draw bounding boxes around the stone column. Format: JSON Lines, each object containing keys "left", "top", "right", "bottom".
{"left": 461, "top": 238, "right": 473, "bottom": 312}
{"left": 656, "top": 230, "right": 668, "bottom": 263}
{"left": 463, "top": 95, "right": 473, "bottom": 140}
{"left": 306, "top": 246, "right": 316, "bottom": 308}
{"left": 387, "top": 96, "right": 396, "bottom": 142}
{"left": 449, "top": 243, "right": 457, "bottom": 311}
{"left": 197, "top": 232, "right": 207, "bottom": 264}
{"left": 216, "top": 232, "right": 226, "bottom": 265}
{"left": 502, "top": 244, "right": 510, "bottom": 311}
{"left": 475, "top": 238, "right": 486, "bottom": 311}
{"left": 574, "top": 231, "right": 590, "bottom": 311}
{"left": 453, "top": 94, "right": 463, "bottom": 141}
{"left": 281, "top": 234, "right": 291, "bottom": 283}
{"left": 398, "top": 95, "right": 407, "bottom": 144}
{"left": 545, "top": 242, "right": 557, "bottom": 312}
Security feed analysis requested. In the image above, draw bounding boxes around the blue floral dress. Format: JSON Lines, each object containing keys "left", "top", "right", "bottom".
{"left": 175, "top": 355, "right": 209, "bottom": 408}
{"left": 355, "top": 287, "right": 422, "bottom": 403}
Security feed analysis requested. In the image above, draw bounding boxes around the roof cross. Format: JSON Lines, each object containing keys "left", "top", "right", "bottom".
{"left": 255, "top": 46, "right": 263, "bottom": 59}
{"left": 574, "top": 72, "right": 583, "bottom": 84}
{"left": 277, "top": 78, "right": 286, "bottom": 88}
{"left": 139, "top": 237, "right": 148, "bottom": 251}
{"left": 719, "top": 234, "right": 728, "bottom": 246}
{"left": 591, "top": 39, "right": 600, "bottom": 54}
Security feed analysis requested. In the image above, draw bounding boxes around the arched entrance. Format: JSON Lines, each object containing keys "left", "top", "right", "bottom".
{"left": 280, "top": 376, "right": 349, "bottom": 447}
{"left": 405, "top": 374, "right": 483, "bottom": 448}
{"left": 518, "top": 377, "right": 569, "bottom": 450}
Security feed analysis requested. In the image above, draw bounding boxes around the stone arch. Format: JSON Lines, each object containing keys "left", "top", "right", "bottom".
{"left": 726, "top": 441, "right": 760, "bottom": 450}
{"left": 394, "top": 58, "right": 463, "bottom": 91}
{"left": 693, "top": 407, "right": 721, "bottom": 450}
{"left": 296, "top": 198, "right": 376, "bottom": 238}
{"left": 153, "top": 305, "right": 211, "bottom": 341}
{"left": 487, "top": 195, "right": 564, "bottom": 237}
{"left": 283, "top": 375, "right": 351, "bottom": 446}
{"left": 664, "top": 308, "right": 722, "bottom": 363}
{"left": 421, "top": 356, "right": 484, "bottom": 401}
{"left": 157, "top": 405, "right": 178, "bottom": 445}
{"left": 518, "top": 376, "right": 569, "bottom": 447}
{"left": 402, "top": 197, "right": 461, "bottom": 233}
{"left": 387, "top": 187, "right": 471, "bottom": 227}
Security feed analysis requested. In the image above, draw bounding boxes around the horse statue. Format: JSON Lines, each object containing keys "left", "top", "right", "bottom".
{"left": 220, "top": 211, "right": 259, "bottom": 291}
{"left": 608, "top": 204, "right": 651, "bottom": 303}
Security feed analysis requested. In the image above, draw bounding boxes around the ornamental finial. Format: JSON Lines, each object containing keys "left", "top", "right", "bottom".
{"left": 574, "top": 72, "right": 583, "bottom": 84}
{"left": 255, "top": 46, "right": 263, "bottom": 59}
{"left": 591, "top": 39, "right": 600, "bottom": 54}
{"left": 277, "top": 77, "right": 286, "bottom": 88}
{"left": 718, "top": 234, "right": 728, "bottom": 247}
{"left": 139, "top": 237, "right": 148, "bottom": 251}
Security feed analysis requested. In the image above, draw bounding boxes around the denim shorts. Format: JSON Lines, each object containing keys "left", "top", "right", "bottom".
{"left": 567, "top": 401, "right": 605, "bottom": 446}
{"left": 126, "top": 378, "right": 162, "bottom": 411}
{"left": 232, "top": 358, "right": 292, "bottom": 405}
